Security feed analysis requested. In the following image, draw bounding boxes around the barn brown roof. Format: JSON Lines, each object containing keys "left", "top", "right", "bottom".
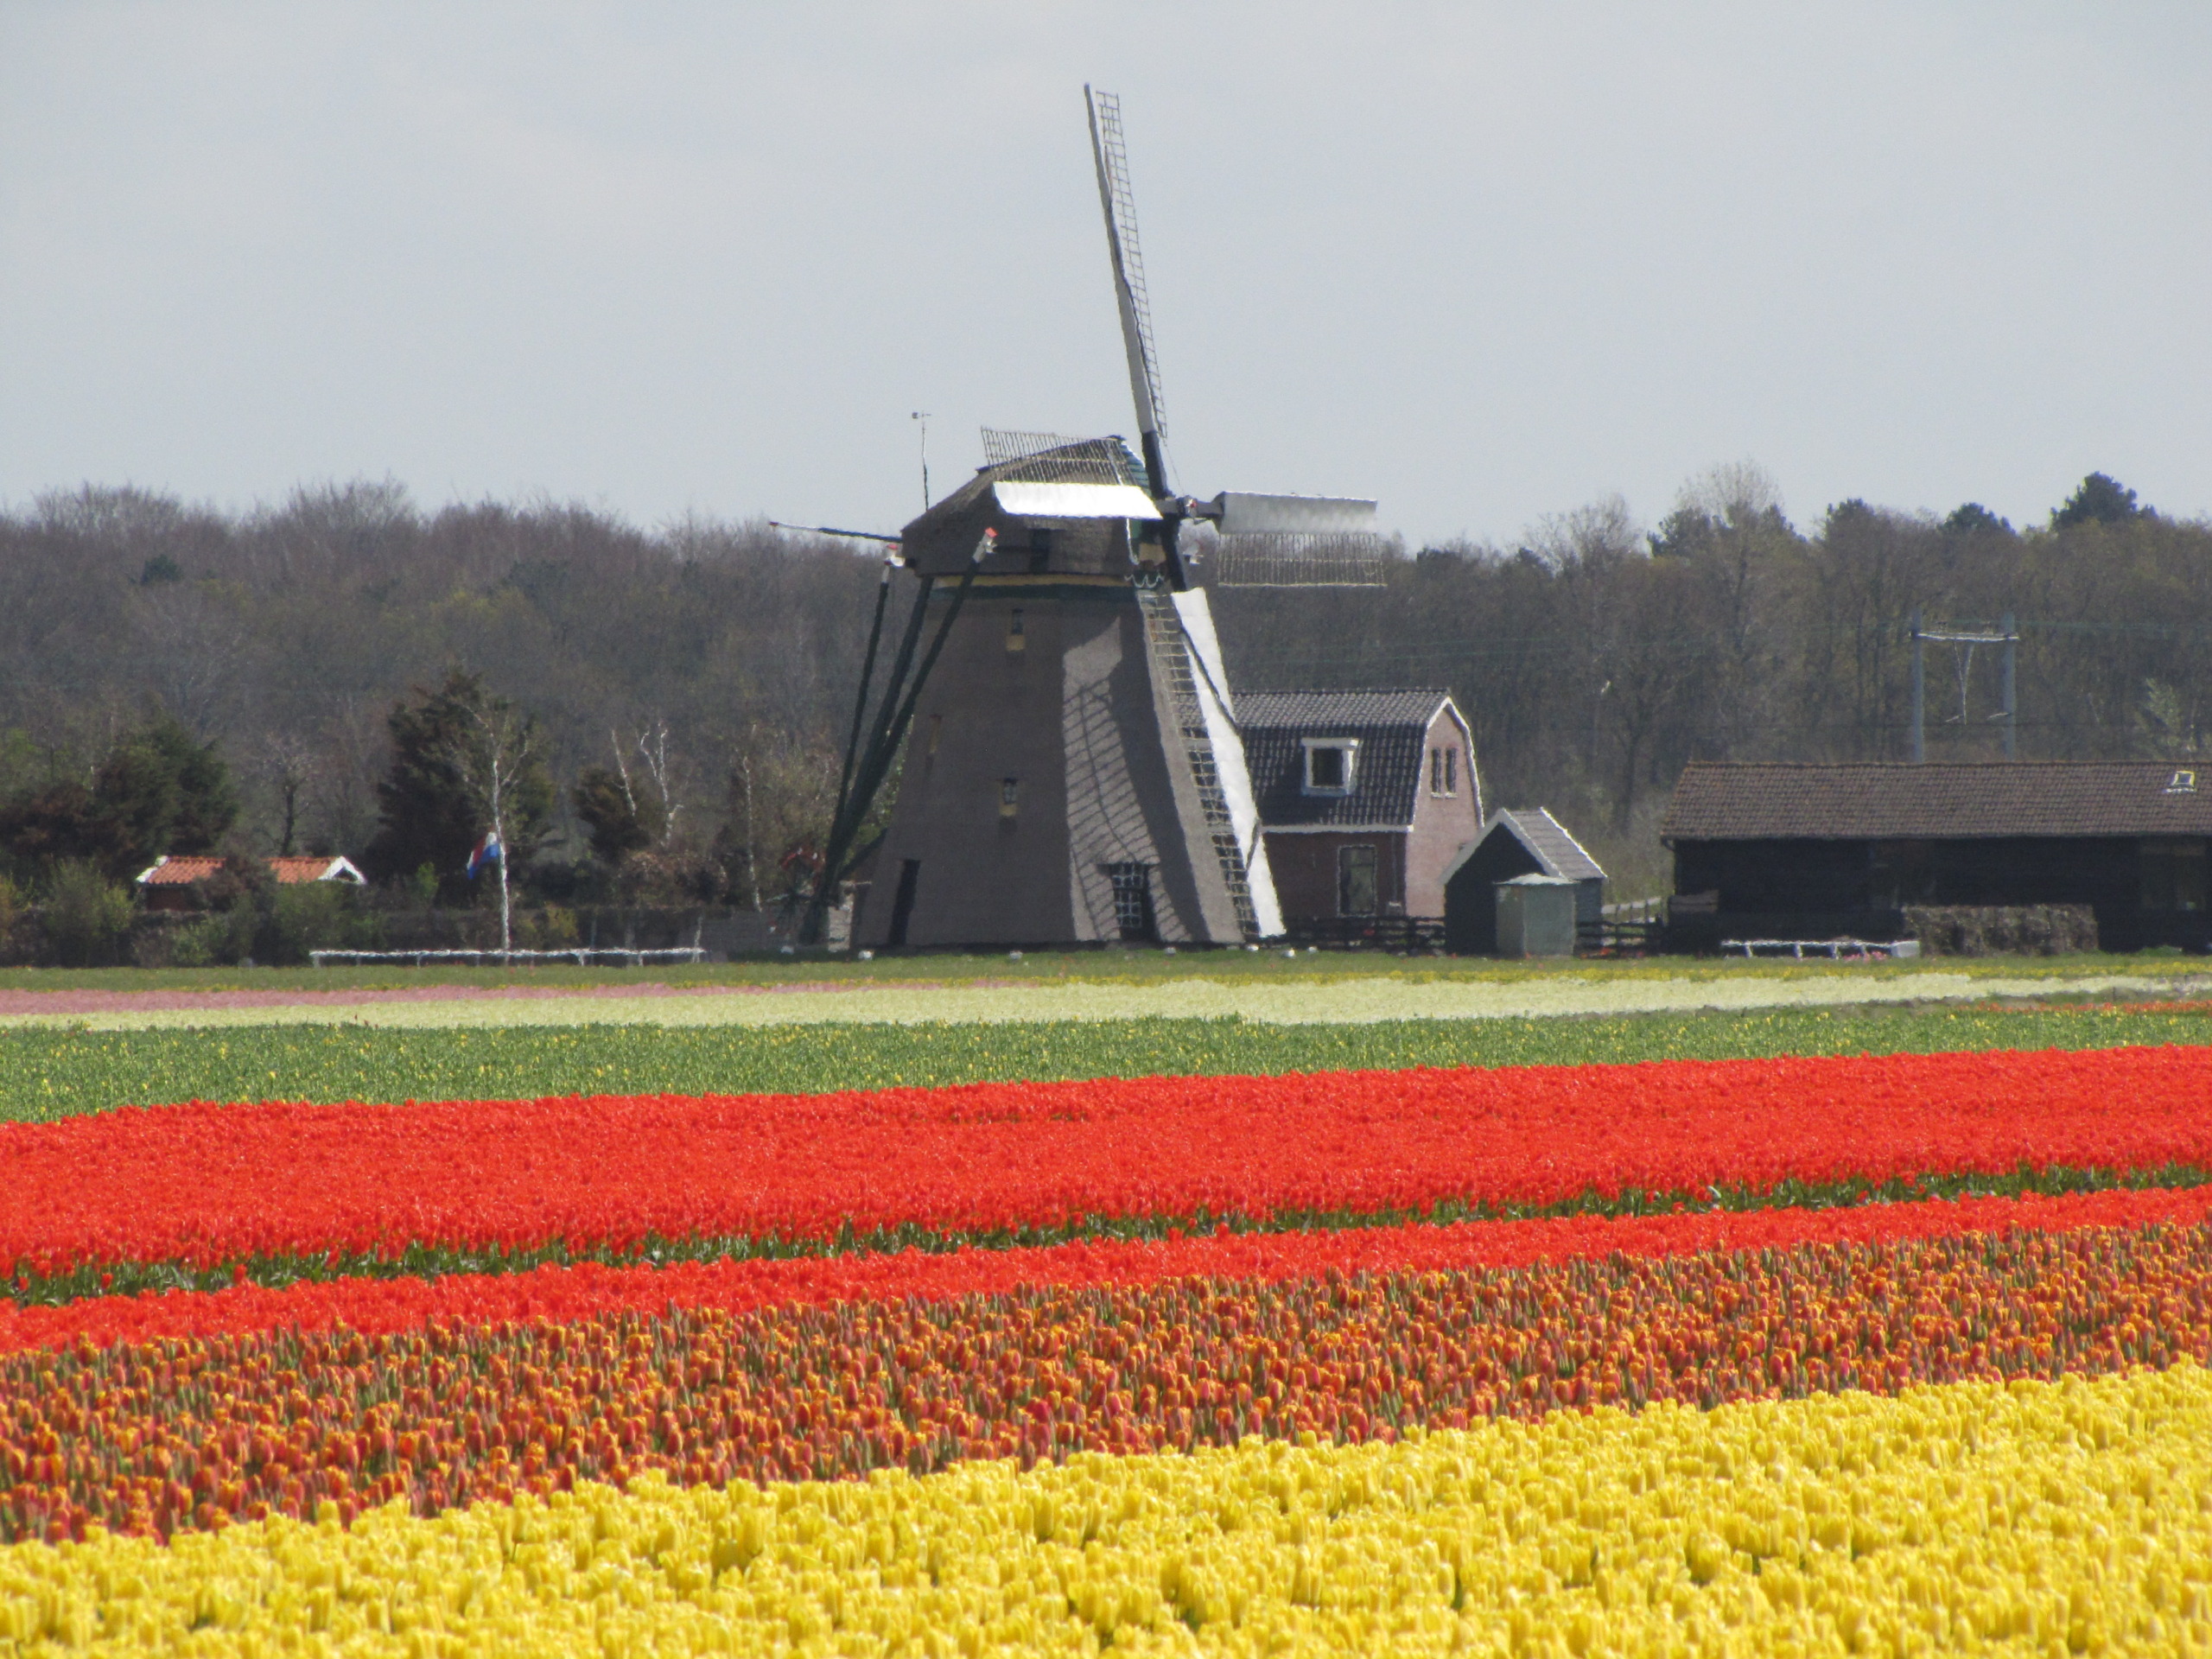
{"left": 1662, "top": 762, "right": 2212, "bottom": 841}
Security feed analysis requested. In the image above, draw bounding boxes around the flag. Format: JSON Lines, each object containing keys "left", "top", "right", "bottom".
{"left": 466, "top": 832, "right": 502, "bottom": 878}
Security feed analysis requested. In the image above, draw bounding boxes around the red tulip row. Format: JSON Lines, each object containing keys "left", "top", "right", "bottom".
{"left": 5, "top": 1046, "right": 2211, "bottom": 1282}
{"left": 4, "top": 1183, "right": 2206, "bottom": 1358}
{"left": 5, "top": 1218, "right": 2204, "bottom": 1544}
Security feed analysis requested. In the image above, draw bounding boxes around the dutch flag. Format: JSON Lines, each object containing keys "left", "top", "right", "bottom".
{"left": 466, "top": 832, "right": 502, "bottom": 878}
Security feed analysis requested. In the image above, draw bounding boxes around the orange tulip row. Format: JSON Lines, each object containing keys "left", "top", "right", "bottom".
{"left": 5, "top": 1218, "right": 2205, "bottom": 1545}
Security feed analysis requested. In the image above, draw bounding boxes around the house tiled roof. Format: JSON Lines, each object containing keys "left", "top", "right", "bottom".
{"left": 1487, "top": 807, "right": 1606, "bottom": 882}
{"left": 1661, "top": 761, "right": 2212, "bottom": 841}
{"left": 1239, "top": 690, "right": 1457, "bottom": 828}
{"left": 137, "top": 855, "right": 365, "bottom": 887}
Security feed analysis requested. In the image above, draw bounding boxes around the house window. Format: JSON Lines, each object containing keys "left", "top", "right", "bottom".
{"left": 1027, "top": 528, "right": 1052, "bottom": 573}
{"left": 1105, "top": 862, "right": 1156, "bottom": 941}
{"left": 1007, "top": 608, "right": 1026, "bottom": 653}
{"left": 1000, "top": 779, "right": 1020, "bottom": 819}
{"left": 1429, "top": 747, "right": 1457, "bottom": 796}
{"left": 1338, "top": 845, "right": 1378, "bottom": 917}
{"left": 1303, "top": 739, "right": 1357, "bottom": 796}
{"left": 2142, "top": 839, "right": 2206, "bottom": 911}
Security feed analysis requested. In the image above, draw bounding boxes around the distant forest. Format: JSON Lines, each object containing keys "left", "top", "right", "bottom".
{"left": 0, "top": 466, "right": 2201, "bottom": 911}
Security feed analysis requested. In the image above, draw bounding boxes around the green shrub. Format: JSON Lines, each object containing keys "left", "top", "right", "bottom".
{"left": 267, "top": 883, "right": 378, "bottom": 963}
{"left": 41, "top": 861, "right": 134, "bottom": 966}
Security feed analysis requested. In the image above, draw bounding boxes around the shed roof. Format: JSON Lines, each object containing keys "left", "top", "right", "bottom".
{"left": 1482, "top": 808, "right": 1607, "bottom": 882}
{"left": 1240, "top": 689, "right": 1459, "bottom": 828}
{"left": 137, "top": 855, "right": 366, "bottom": 887}
{"left": 1662, "top": 761, "right": 2212, "bottom": 841}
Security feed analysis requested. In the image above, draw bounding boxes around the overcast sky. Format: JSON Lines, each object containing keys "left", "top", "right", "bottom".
{"left": 4, "top": 3, "right": 2209, "bottom": 548}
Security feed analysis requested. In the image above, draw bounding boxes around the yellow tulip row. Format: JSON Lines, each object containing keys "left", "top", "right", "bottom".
{"left": 5, "top": 1363, "right": 2211, "bottom": 1656}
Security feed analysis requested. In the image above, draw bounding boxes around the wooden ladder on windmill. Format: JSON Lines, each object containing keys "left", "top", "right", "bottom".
{"left": 1135, "top": 585, "right": 1260, "bottom": 940}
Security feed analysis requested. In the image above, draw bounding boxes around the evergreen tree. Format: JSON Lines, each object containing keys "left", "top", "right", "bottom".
{"left": 1942, "top": 502, "right": 2012, "bottom": 537}
{"left": 2053, "top": 473, "right": 2144, "bottom": 528}
{"left": 572, "top": 764, "right": 664, "bottom": 866}
{"left": 92, "top": 716, "right": 237, "bottom": 868}
{"left": 0, "top": 715, "right": 233, "bottom": 879}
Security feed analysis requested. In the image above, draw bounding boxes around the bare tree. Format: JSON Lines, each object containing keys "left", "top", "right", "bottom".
{"left": 448, "top": 701, "right": 537, "bottom": 957}
{"left": 258, "top": 733, "right": 324, "bottom": 855}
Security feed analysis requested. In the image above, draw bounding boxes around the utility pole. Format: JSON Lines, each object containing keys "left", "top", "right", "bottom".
{"left": 2000, "top": 612, "right": 2018, "bottom": 760}
{"left": 1910, "top": 614, "right": 2021, "bottom": 763}
{"left": 1910, "top": 612, "right": 1924, "bottom": 764}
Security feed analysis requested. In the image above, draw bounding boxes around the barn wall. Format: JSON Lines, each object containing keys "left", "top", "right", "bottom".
{"left": 1670, "top": 834, "right": 2212, "bottom": 950}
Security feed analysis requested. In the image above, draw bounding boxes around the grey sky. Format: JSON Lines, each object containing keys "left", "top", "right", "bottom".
{"left": 4, "top": 3, "right": 2208, "bottom": 548}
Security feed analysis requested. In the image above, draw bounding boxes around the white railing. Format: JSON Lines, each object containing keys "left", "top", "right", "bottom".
{"left": 1719, "top": 938, "right": 1921, "bottom": 961}
{"left": 309, "top": 947, "right": 708, "bottom": 968}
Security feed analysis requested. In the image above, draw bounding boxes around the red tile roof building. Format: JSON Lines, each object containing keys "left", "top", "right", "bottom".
{"left": 135, "top": 855, "right": 365, "bottom": 912}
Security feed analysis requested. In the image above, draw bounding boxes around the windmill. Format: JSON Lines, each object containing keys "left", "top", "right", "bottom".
{"left": 808, "top": 87, "right": 1382, "bottom": 949}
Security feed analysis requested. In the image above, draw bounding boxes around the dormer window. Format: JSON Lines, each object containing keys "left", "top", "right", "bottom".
{"left": 2168, "top": 769, "right": 2197, "bottom": 794}
{"left": 1302, "top": 738, "right": 1357, "bottom": 796}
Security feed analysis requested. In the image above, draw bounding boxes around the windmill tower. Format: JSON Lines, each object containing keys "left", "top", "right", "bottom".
{"left": 823, "top": 89, "right": 1382, "bottom": 949}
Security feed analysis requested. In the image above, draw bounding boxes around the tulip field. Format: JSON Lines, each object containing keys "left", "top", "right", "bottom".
{"left": 3, "top": 995, "right": 2212, "bottom": 1652}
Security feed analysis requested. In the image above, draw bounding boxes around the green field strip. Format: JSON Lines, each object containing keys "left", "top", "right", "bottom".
{"left": 4, "top": 1002, "right": 2211, "bottom": 1122}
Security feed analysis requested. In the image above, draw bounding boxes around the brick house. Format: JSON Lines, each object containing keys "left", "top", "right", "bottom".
{"left": 1238, "top": 690, "right": 1480, "bottom": 934}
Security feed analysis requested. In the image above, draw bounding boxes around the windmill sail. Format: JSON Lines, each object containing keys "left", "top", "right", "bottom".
{"left": 1086, "top": 87, "right": 1170, "bottom": 500}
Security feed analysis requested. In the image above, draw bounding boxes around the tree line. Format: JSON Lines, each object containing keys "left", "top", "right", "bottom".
{"left": 0, "top": 467, "right": 2201, "bottom": 941}
{"left": 0, "top": 480, "right": 898, "bottom": 944}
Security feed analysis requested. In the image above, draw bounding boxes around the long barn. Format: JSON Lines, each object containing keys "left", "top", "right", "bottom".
{"left": 1661, "top": 760, "right": 2212, "bottom": 952}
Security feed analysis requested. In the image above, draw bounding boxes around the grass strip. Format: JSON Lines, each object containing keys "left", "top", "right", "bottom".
{"left": 7, "top": 1001, "right": 2212, "bottom": 1122}
{"left": 18, "top": 1161, "right": 2211, "bottom": 1308}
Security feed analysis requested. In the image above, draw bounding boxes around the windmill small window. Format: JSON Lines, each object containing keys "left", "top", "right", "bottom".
{"left": 1105, "top": 862, "right": 1156, "bottom": 941}
{"left": 1000, "top": 778, "right": 1020, "bottom": 819}
{"left": 1303, "top": 738, "right": 1357, "bottom": 796}
{"left": 1007, "top": 608, "right": 1026, "bottom": 654}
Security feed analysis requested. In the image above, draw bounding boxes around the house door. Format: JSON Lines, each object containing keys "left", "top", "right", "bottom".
{"left": 1337, "top": 845, "right": 1378, "bottom": 917}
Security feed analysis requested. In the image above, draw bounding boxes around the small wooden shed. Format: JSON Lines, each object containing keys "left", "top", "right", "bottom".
{"left": 1442, "top": 808, "right": 1606, "bottom": 955}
